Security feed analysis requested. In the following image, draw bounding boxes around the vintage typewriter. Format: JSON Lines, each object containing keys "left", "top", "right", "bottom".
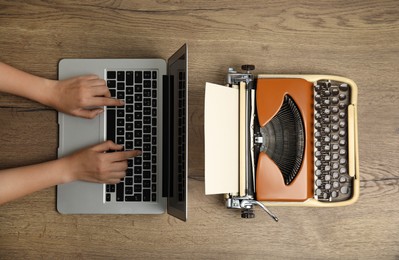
{"left": 204, "top": 65, "right": 359, "bottom": 221}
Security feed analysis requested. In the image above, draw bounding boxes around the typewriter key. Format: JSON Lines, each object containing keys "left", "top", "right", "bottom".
{"left": 339, "top": 121, "right": 346, "bottom": 128}
{"left": 331, "top": 97, "right": 339, "bottom": 104}
{"left": 315, "top": 188, "right": 322, "bottom": 196}
{"left": 332, "top": 115, "right": 339, "bottom": 122}
{"left": 315, "top": 141, "right": 321, "bottom": 148}
{"left": 315, "top": 94, "right": 321, "bottom": 101}
{"left": 339, "top": 139, "right": 346, "bottom": 146}
{"left": 340, "top": 186, "right": 349, "bottom": 194}
{"left": 324, "top": 108, "right": 330, "bottom": 114}
{"left": 339, "top": 93, "right": 346, "bottom": 100}
{"left": 315, "top": 113, "right": 321, "bottom": 119}
{"left": 315, "top": 122, "right": 322, "bottom": 129}
{"left": 324, "top": 155, "right": 331, "bottom": 161}
{"left": 315, "top": 150, "right": 322, "bottom": 157}
{"left": 339, "top": 176, "right": 347, "bottom": 183}
{"left": 333, "top": 181, "right": 339, "bottom": 188}
{"left": 316, "top": 179, "right": 323, "bottom": 187}
{"left": 325, "top": 165, "right": 331, "bottom": 171}
{"left": 315, "top": 131, "right": 321, "bottom": 138}
{"left": 340, "top": 167, "right": 347, "bottom": 174}
{"left": 332, "top": 88, "right": 339, "bottom": 96}
{"left": 332, "top": 153, "right": 339, "bottom": 160}
{"left": 332, "top": 134, "right": 339, "bottom": 141}
{"left": 323, "top": 192, "right": 328, "bottom": 199}
{"left": 339, "top": 130, "right": 346, "bottom": 137}
{"left": 340, "top": 158, "right": 346, "bottom": 164}
{"left": 325, "top": 175, "right": 331, "bottom": 181}
{"left": 331, "top": 191, "right": 338, "bottom": 198}
{"left": 339, "top": 112, "right": 346, "bottom": 118}
{"left": 315, "top": 160, "right": 322, "bottom": 167}
{"left": 333, "top": 172, "right": 339, "bottom": 179}
{"left": 323, "top": 117, "right": 330, "bottom": 123}
{"left": 332, "top": 144, "right": 339, "bottom": 151}
{"left": 340, "top": 149, "right": 346, "bottom": 156}
{"left": 332, "top": 107, "right": 339, "bottom": 113}
{"left": 325, "top": 183, "right": 331, "bottom": 190}
{"left": 332, "top": 125, "right": 339, "bottom": 132}
{"left": 315, "top": 103, "right": 321, "bottom": 110}
{"left": 324, "top": 127, "right": 330, "bottom": 133}
{"left": 339, "top": 103, "right": 346, "bottom": 109}
{"left": 315, "top": 169, "right": 322, "bottom": 176}
{"left": 324, "top": 90, "right": 331, "bottom": 96}
{"left": 324, "top": 145, "right": 330, "bottom": 151}
{"left": 325, "top": 136, "right": 332, "bottom": 143}
{"left": 339, "top": 83, "right": 348, "bottom": 91}
{"left": 314, "top": 84, "right": 321, "bottom": 91}
{"left": 332, "top": 162, "right": 339, "bottom": 169}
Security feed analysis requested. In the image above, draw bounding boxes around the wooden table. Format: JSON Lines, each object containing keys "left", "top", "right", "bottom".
{"left": 1, "top": 1, "right": 398, "bottom": 259}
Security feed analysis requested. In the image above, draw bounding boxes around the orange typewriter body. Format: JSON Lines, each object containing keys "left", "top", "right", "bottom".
{"left": 256, "top": 78, "right": 314, "bottom": 201}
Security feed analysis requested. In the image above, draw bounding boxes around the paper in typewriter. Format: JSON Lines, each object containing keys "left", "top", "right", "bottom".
{"left": 204, "top": 83, "right": 239, "bottom": 194}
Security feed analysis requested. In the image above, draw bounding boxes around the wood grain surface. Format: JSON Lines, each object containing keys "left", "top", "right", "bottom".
{"left": 0, "top": 0, "right": 398, "bottom": 259}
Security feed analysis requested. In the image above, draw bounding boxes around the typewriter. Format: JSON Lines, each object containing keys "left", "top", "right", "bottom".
{"left": 204, "top": 65, "right": 359, "bottom": 221}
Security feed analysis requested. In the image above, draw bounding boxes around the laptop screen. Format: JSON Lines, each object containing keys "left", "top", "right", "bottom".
{"left": 163, "top": 44, "right": 188, "bottom": 221}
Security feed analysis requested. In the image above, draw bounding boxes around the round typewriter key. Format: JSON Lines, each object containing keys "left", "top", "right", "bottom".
{"left": 315, "top": 85, "right": 321, "bottom": 91}
{"left": 324, "top": 108, "right": 330, "bottom": 114}
{"left": 340, "top": 167, "right": 347, "bottom": 174}
{"left": 315, "top": 122, "right": 322, "bottom": 129}
{"left": 315, "top": 188, "right": 322, "bottom": 196}
{"left": 315, "top": 94, "right": 321, "bottom": 101}
{"left": 333, "top": 181, "right": 339, "bottom": 188}
{"left": 339, "top": 176, "right": 347, "bottom": 183}
{"left": 332, "top": 153, "right": 339, "bottom": 160}
{"left": 332, "top": 144, "right": 339, "bottom": 151}
{"left": 324, "top": 127, "right": 330, "bottom": 133}
{"left": 325, "top": 174, "right": 331, "bottom": 181}
{"left": 339, "top": 93, "right": 346, "bottom": 100}
{"left": 339, "top": 130, "right": 346, "bottom": 137}
{"left": 315, "top": 113, "right": 321, "bottom": 119}
{"left": 324, "top": 145, "right": 330, "bottom": 151}
{"left": 332, "top": 125, "right": 339, "bottom": 132}
{"left": 332, "top": 172, "right": 339, "bottom": 179}
{"left": 339, "top": 103, "right": 346, "bottom": 109}
{"left": 325, "top": 183, "right": 331, "bottom": 190}
{"left": 339, "top": 83, "right": 348, "bottom": 91}
{"left": 332, "top": 162, "right": 339, "bottom": 169}
{"left": 324, "top": 155, "right": 331, "bottom": 161}
{"left": 324, "top": 90, "right": 331, "bottom": 96}
{"left": 315, "top": 131, "right": 321, "bottom": 138}
{"left": 340, "top": 186, "right": 349, "bottom": 194}
{"left": 332, "top": 115, "right": 339, "bottom": 122}
{"left": 324, "top": 165, "right": 331, "bottom": 171}
{"left": 339, "top": 111, "right": 346, "bottom": 118}
{"left": 340, "top": 158, "right": 346, "bottom": 164}
{"left": 331, "top": 191, "right": 338, "bottom": 198}
{"left": 326, "top": 82, "right": 331, "bottom": 88}
{"left": 315, "top": 150, "right": 322, "bottom": 158}
{"left": 315, "top": 141, "right": 321, "bottom": 148}
{"left": 332, "top": 107, "right": 339, "bottom": 113}
{"left": 332, "top": 88, "right": 339, "bottom": 96}
{"left": 339, "top": 121, "right": 346, "bottom": 128}
{"left": 315, "top": 169, "right": 322, "bottom": 176}
{"left": 315, "top": 103, "right": 321, "bottom": 110}
{"left": 315, "top": 160, "right": 322, "bottom": 167}
{"left": 331, "top": 97, "right": 339, "bottom": 104}
{"left": 316, "top": 179, "right": 323, "bottom": 187}
{"left": 339, "top": 140, "right": 346, "bottom": 146}
{"left": 323, "top": 192, "right": 328, "bottom": 199}
{"left": 324, "top": 137, "right": 331, "bottom": 143}
{"left": 340, "top": 149, "right": 346, "bottom": 156}
{"left": 332, "top": 134, "right": 339, "bottom": 141}
{"left": 323, "top": 117, "right": 330, "bottom": 123}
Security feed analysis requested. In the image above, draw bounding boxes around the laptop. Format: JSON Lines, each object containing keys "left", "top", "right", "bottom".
{"left": 57, "top": 44, "right": 188, "bottom": 221}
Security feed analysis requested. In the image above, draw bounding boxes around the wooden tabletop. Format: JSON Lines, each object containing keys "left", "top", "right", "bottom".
{"left": 1, "top": 1, "right": 398, "bottom": 259}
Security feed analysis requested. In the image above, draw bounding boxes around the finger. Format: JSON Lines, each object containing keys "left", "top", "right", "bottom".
{"left": 88, "top": 97, "right": 124, "bottom": 107}
{"left": 109, "top": 150, "right": 142, "bottom": 162}
{"left": 80, "top": 74, "right": 99, "bottom": 80}
{"left": 107, "top": 178, "right": 124, "bottom": 184}
{"left": 109, "top": 161, "right": 128, "bottom": 172}
{"left": 91, "top": 85, "right": 111, "bottom": 97}
{"left": 92, "top": 140, "right": 123, "bottom": 152}
{"left": 76, "top": 108, "right": 104, "bottom": 119}
{"left": 88, "top": 79, "right": 107, "bottom": 87}
{"left": 109, "top": 171, "right": 127, "bottom": 180}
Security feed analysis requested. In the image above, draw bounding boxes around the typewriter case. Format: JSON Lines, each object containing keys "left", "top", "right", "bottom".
{"left": 205, "top": 66, "right": 359, "bottom": 220}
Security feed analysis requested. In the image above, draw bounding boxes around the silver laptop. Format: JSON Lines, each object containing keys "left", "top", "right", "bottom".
{"left": 57, "top": 44, "right": 188, "bottom": 221}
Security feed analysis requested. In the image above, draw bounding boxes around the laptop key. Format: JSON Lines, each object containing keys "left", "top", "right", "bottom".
{"left": 116, "top": 182, "right": 124, "bottom": 201}
{"left": 152, "top": 174, "right": 157, "bottom": 182}
{"left": 117, "top": 71, "right": 125, "bottom": 81}
{"left": 152, "top": 71, "right": 157, "bottom": 79}
{"left": 106, "top": 193, "right": 111, "bottom": 202}
{"left": 125, "top": 177, "right": 133, "bottom": 185}
{"left": 110, "top": 89, "right": 116, "bottom": 97}
{"left": 143, "top": 125, "right": 151, "bottom": 133}
{"left": 110, "top": 184, "right": 115, "bottom": 192}
{"left": 135, "top": 85, "right": 142, "bottom": 92}
{"left": 143, "top": 153, "right": 151, "bottom": 160}
{"left": 143, "top": 180, "right": 150, "bottom": 188}
{"left": 134, "top": 175, "right": 142, "bottom": 183}
{"left": 126, "top": 86, "right": 133, "bottom": 94}
{"left": 134, "top": 166, "right": 141, "bottom": 174}
{"left": 117, "top": 119, "right": 124, "bottom": 126}
{"left": 126, "top": 132, "right": 133, "bottom": 140}
{"left": 152, "top": 80, "right": 157, "bottom": 88}
{"left": 126, "top": 96, "right": 134, "bottom": 104}
{"left": 152, "top": 193, "right": 156, "bottom": 202}
{"left": 143, "top": 189, "right": 151, "bottom": 201}
{"left": 126, "top": 123, "right": 133, "bottom": 131}
{"left": 144, "top": 80, "right": 151, "bottom": 88}
{"left": 143, "top": 162, "right": 150, "bottom": 169}
{"left": 134, "top": 112, "right": 142, "bottom": 120}
{"left": 117, "top": 109, "right": 124, "bottom": 117}
{"left": 134, "top": 139, "right": 142, "bottom": 146}
{"left": 135, "top": 102, "right": 142, "bottom": 110}
{"left": 125, "top": 186, "right": 133, "bottom": 194}
{"left": 107, "top": 71, "right": 116, "bottom": 79}
{"left": 125, "top": 141, "right": 133, "bottom": 149}
{"left": 143, "top": 134, "right": 151, "bottom": 142}
{"left": 126, "top": 114, "right": 134, "bottom": 122}
{"left": 134, "top": 130, "right": 142, "bottom": 137}
{"left": 125, "top": 194, "right": 141, "bottom": 201}
{"left": 144, "top": 107, "right": 151, "bottom": 115}
{"left": 107, "top": 80, "right": 116, "bottom": 88}
{"left": 134, "top": 121, "right": 142, "bottom": 128}
{"left": 143, "top": 98, "right": 151, "bottom": 106}
{"left": 126, "top": 169, "right": 133, "bottom": 176}
{"left": 135, "top": 71, "right": 142, "bottom": 83}
{"left": 152, "top": 127, "right": 157, "bottom": 135}
{"left": 143, "top": 117, "right": 151, "bottom": 125}
{"left": 126, "top": 71, "right": 133, "bottom": 85}
{"left": 144, "top": 71, "right": 151, "bottom": 79}
{"left": 152, "top": 184, "right": 156, "bottom": 192}
{"left": 126, "top": 105, "right": 133, "bottom": 113}
{"left": 134, "top": 157, "right": 142, "bottom": 165}
{"left": 134, "top": 185, "right": 142, "bottom": 192}
{"left": 143, "top": 170, "right": 151, "bottom": 178}
{"left": 106, "top": 110, "right": 115, "bottom": 141}
{"left": 117, "top": 82, "right": 124, "bottom": 91}
{"left": 135, "top": 95, "right": 142, "bottom": 102}
{"left": 144, "top": 89, "right": 151, "bottom": 97}
{"left": 116, "top": 137, "right": 124, "bottom": 145}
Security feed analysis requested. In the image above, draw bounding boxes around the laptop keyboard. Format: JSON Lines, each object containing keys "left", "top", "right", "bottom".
{"left": 105, "top": 70, "right": 158, "bottom": 203}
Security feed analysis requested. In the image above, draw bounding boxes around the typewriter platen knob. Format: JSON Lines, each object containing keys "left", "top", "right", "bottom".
{"left": 241, "top": 64, "right": 255, "bottom": 73}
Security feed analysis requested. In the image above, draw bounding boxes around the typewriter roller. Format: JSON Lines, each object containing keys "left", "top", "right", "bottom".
{"left": 221, "top": 65, "right": 359, "bottom": 220}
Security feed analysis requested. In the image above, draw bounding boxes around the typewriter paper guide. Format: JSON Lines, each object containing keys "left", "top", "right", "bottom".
{"left": 204, "top": 82, "right": 239, "bottom": 195}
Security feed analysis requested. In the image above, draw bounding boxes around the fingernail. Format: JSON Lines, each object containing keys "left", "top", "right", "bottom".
{"left": 96, "top": 109, "right": 103, "bottom": 115}
{"left": 137, "top": 151, "right": 142, "bottom": 155}
{"left": 119, "top": 100, "right": 125, "bottom": 105}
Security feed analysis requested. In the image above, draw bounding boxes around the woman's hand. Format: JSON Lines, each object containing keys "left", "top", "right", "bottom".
{"left": 63, "top": 141, "right": 141, "bottom": 184}
{"left": 49, "top": 75, "right": 123, "bottom": 119}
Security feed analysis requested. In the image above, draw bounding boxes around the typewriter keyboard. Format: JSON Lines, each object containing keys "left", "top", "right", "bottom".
{"left": 313, "top": 80, "right": 352, "bottom": 202}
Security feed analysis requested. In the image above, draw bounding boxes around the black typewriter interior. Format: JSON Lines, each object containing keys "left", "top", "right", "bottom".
{"left": 260, "top": 95, "right": 305, "bottom": 185}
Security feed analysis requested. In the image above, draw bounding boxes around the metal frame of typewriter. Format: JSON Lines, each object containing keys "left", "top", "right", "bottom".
{"left": 225, "top": 66, "right": 360, "bottom": 221}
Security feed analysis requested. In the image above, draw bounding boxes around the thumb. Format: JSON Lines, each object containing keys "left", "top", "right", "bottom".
{"left": 92, "top": 140, "right": 123, "bottom": 152}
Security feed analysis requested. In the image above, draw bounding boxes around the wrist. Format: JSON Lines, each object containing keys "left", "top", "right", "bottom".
{"left": 58, "top": 156, "right": 78, "bottom": 184}
{"left": 42, "top": 79, "right": 59, "bottom": 108}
